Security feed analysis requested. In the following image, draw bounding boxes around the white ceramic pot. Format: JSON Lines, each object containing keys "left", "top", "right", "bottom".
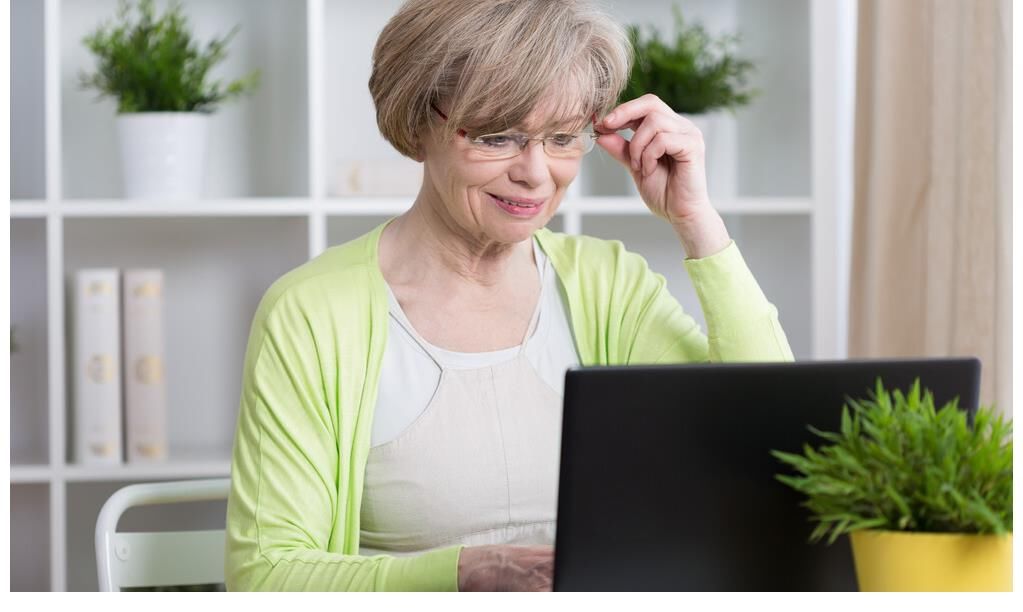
{"left": 627, "top": 110, "right": 737, "bottom": 200}
{"left": 686, "top": 110, "right": 737, "bottom": 200}
{"left": 116, "top": 112, "right": 210, "bottom": 199}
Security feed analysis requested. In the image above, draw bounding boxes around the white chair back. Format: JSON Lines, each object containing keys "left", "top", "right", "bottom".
{"left": 95, "top": 478, "right": 230, "bottom": 591}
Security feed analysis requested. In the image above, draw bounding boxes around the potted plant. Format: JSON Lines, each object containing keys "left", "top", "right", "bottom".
{"left": 78, "top": 0, "right": 260, "bottom": 199}
{"left": 620, "top": 4, "right": 758, "bottom": 199}
{"left": 771, "top": 378, "right": 1012, "bottom": 591}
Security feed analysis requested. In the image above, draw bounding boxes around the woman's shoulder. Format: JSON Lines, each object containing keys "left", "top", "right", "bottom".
{"left": 253, "top": 223, "right": 386, "bottom": 328}
{"left": 535, "top": 226, "right": 630, "bottom": 260}
{"left": 535, "top": 226, "right": 646, "bottom": 279}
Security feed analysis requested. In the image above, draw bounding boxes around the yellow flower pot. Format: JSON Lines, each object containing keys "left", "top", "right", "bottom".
{"left": 850, "top": 530, "right": 1013, "bottom": 591}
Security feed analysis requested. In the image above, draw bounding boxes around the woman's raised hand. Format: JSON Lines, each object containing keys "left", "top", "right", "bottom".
{"left": 594, "top": 93, "right": 731, "bottom": 259}
{"left": 594, "top": 93, "right": 714, "bottom": 228}
{"left": 457, "top": 544, "right": 555, "bottom": 591}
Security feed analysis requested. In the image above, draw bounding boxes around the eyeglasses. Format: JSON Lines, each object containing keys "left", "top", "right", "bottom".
{"left": 431, "top": 103, "right": 596, "bottom": 160}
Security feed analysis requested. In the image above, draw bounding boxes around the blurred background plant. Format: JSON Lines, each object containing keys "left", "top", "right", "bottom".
{"left": 620, "top": 3, "right": 758, "bottom": 115}
{"left": 77, "top": 0, "right": 260, "bottom": 113}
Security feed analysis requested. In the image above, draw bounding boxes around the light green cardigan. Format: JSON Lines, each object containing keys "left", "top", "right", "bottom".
{"left": 225, "top": 217, "right": 794, "bottom": 591}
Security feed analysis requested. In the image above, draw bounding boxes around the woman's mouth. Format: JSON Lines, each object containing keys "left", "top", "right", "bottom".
{"left": 487, "top": 192, "right": 545, "bottom": 218}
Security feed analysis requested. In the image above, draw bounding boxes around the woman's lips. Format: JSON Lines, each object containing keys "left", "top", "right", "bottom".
{"left": 487, "top": 192, "right": 546, "bottom": 217}
{"left": 489, "top": 193, "right": 545, "bottom": 206}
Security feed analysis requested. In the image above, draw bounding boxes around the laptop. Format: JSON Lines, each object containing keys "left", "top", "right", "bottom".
{"left": 551, "top": 357, "right": 981, "bottom": 591}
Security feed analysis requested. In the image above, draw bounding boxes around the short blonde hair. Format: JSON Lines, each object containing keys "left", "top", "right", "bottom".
{"left": 369, "top": 0, "right": 633, "bottom": 159}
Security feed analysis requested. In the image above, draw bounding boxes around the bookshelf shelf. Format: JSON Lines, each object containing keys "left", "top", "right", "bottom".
{"left": 11, "top": 466, "right": 54, "bottom": 484}
{"left": 60, "top": 461, "right": 232, "bottom": 482}
{"left": 12, "top": 196, "right": 813, "bottom": 219}
{"left": 10, "top": 202, "right": 49, "bottom": 217}
{"left": 13, "top": 461, "right": 232, "bottom": 484}
{"left": 30, "top": 198, "right": 314, "bottom": 217}
{"left": 9, "top": 0, "right": 855, "bottom": 591}
{"left": 562, "top": 196, "right": 813, "bottom": 216}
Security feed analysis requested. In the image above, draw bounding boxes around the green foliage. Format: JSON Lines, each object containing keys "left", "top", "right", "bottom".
{"left": 772, "top": 378, "right": 1012, "bottom": 545}
{"left": 620, "top": 4, "right": 758, "bottom": 114}
{"left": 78, "top": 0, "right": 260, "bottom": 113}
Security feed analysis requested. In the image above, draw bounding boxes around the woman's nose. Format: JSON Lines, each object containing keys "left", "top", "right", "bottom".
{"left": 508, "top": 140, "right": 551, "bottom": 185}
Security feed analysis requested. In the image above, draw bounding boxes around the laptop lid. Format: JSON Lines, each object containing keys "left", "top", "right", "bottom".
{"left": 551, "top": 357, "right": 981, "bottom": 591}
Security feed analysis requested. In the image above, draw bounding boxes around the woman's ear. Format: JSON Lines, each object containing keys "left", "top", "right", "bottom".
{"left": 410, "top": 130, "right": 428, "bottom": 162}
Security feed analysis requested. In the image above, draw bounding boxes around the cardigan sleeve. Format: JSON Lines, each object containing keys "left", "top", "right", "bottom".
{"left": 225, "top": 294, "right": 463, "bottom": 591}
{"left": 621, "top": 240, "right": 794, "bottom": 365}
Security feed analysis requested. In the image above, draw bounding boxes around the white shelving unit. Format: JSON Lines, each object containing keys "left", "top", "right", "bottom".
{"left": 9, "top": 0, "right": 854, "bottom": 591}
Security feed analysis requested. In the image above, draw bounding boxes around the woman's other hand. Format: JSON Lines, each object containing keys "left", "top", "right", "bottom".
{"left": 457, "top": 544, "right": 555, "bottom": 591}
{"left": 594, "top": 93, "right": 731, "bottom": 259}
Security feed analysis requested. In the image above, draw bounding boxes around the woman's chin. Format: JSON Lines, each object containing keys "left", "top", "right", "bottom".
{"left": 490, "top": 215, "right": 548, "bottom": 241}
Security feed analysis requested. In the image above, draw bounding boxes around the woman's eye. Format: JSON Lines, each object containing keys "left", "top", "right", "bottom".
{"left": 550, "top": 134, "right": 576, "bottom": 146}
{"left": 479, "top": 135, "right": 514, "bottom": 147}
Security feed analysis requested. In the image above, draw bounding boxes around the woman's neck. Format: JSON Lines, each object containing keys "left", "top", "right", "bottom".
{"left": 379, "top": 196, "right": 537, "bottom": 300}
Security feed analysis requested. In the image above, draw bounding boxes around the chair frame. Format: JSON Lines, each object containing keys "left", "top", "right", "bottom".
{"left": 95, "top": 478, "right": 231, "bottom": 591}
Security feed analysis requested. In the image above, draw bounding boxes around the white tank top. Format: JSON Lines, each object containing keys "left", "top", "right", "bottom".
{"left": 360, "top": 237, "right": 579, "bottom": 556}
{"left": 370, "top": 236, "right": 580, "bottom": 446}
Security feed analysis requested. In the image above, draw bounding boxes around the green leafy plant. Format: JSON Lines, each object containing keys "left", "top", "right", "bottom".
{"left": 620, "top": 4, "right": 759, "bottom": 114}
{"left": 772, "top": 378, "right": 1012, "bottom": 545}
{"left": 78, "top": 0, "right": 260, "bottom": 113}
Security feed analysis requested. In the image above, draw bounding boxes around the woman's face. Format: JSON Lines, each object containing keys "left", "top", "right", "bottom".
{"left": 419, "top": 98, "right": 584, "bottom": 247}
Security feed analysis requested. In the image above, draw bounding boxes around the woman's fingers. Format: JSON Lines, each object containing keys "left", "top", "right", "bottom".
{"left": 639, "top": 131, "right": 677, "bottom": 177}
{"left": 457, "top": 544, "right": 555, "bottom": 591}
{"left": 595, "top": 116, "right": 643, "bottom": 134}
{"left": 640, "top": 131, "right": 705, "bottom": 177}
{"left": 627, "top": 113, "right": 682, "bottom": 172}
{"left": 598, "top": 93, "right": 674, "bottom": 132}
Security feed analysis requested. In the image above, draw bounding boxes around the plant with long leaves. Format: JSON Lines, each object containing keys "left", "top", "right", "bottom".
{"left": 772, "top": 378, "right": 1012, "bottom": 545}
{"left": 78, "top": 0, "right": 260, "bottom": 113}
{"left": 620, "top": 3, "right": 758, "bottom": 114}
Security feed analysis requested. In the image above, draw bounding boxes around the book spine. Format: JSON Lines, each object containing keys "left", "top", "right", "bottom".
{"left": 123, "top": 269, "right": 168, "bottom": 462}
{"left": 73, "top": 269, "right": 122, "bottom": 464}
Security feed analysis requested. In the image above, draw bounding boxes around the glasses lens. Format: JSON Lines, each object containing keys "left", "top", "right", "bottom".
{"left": 469, "top": 134, "right": 524, "bottom": 159}
{"left": 544, "top": 132, "right": 595, "bottom": 158}
{"left": 467, "top": 131, "right": 595, "bottom": 159}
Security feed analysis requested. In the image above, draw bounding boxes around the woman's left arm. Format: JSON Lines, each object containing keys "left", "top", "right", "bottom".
{"left": 595, "top": 94, "right": 794, "bottom": 363}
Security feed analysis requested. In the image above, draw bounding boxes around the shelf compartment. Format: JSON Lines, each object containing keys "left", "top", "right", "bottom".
{"left": 62, "top": 216, "right": 309, "bottom": 465}
{"left": 735, "top": 0, "right": 812, "bottom": 198}
{"left": 60, "top": 0, "right": 309, "bottom": 199}
{"left": 11, "top": 0, "right": 48, "bottom": 199}
{"left": 11, "top": 484, "right": 51, "bottom": 591}
{"left": 322, "top": 0, "right": 409, "bottom": 198}
{"left": 12, "top": 218, "right": 51, "bottom": 465}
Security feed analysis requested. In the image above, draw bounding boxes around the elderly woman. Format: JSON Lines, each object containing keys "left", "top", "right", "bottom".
{"left": 226, "top": 0, "right": 792, "bottom": 592}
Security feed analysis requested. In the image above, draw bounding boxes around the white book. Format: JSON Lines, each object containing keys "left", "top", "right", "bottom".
{"left": 73, "top": 269, "right": 122, "bottom": 464}
{"left": 122, "top": 269, "right": 168, "bottom": 462}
